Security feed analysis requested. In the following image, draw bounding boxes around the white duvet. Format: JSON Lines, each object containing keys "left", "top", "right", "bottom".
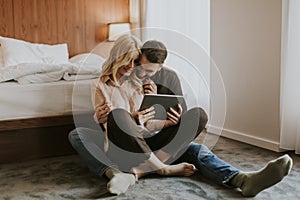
{"left": 0, "top": 62, "right": 101, "bottom": 84}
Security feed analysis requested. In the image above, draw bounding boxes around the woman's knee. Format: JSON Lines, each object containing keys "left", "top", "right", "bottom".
{"left": 107, "top": 108, "right": 132, "bottom": 126}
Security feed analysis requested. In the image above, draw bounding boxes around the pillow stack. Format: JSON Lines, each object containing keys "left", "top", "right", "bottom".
{"left": 0, "top": 36, "right": 69, "bottom": 67}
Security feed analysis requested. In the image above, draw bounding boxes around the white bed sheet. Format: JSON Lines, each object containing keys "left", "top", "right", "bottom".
{"left": 0, "top": 79, "right": 95, "bottom": 121}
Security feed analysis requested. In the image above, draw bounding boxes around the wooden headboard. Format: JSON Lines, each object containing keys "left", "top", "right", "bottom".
{"left": 0, "top": 0, "right": 130, "bottom": 56}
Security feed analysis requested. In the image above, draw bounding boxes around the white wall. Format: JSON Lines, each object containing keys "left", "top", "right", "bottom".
{"left": 210, "top": 0, "right": 283, "bottom": 151}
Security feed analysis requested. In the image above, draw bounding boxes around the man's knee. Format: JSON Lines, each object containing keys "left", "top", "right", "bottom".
{"left": 188, "top": 142, "right": 211, "bottom": 158}
{"left": 186, "top": 107, "right": 208, "bottom": 129}
{"left": 191, "top": 107, "right": 208, "bottom": 123}
{"left": 68, "top": 128, "right": 79, "bottom": 144}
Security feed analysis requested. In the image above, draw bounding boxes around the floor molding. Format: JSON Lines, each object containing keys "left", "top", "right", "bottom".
{"left": 207, "top": 125, "right": 286, "bottom": 152}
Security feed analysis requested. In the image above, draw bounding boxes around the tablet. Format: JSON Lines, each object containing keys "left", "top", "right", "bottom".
{"left": 139, "top": 94, "right": 184, "bottom": 120}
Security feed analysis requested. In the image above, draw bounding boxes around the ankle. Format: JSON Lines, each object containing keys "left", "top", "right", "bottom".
{"left": 229, "top": 172, "right": 247, "bottom": 188}
{"left": 105, "top": 167, "right": 122, "bottom": 179}
{"left": 157, "top": 166, "right": 168, "bottom": 175}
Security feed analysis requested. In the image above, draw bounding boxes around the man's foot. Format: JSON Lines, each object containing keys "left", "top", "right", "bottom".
{"left": 230, "top": 154, "right": 293, "bottom": 197}
{"left": 105, "top": 168, "right": 135, "bottom": 195}
{"left": 157, "top": 162, "right": 196, "bottom": 177}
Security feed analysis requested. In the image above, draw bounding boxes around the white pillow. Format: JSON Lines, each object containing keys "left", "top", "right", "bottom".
{"left": 0, "top": 37, "right": 69, "bottom": 67}
{"left": 69, "top": 53, "right": 105, "bottom": 66}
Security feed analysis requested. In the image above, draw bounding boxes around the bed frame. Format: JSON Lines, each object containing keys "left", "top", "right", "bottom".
{"left": 0, "top": 0, "right": 134, "bottom": 164}
{"left": 0, "top": 115, "right": 76, "bottom": 163}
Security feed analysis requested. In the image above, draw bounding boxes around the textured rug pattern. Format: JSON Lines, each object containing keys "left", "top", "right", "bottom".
{"left": 0, "top": 136, "right": 300, "bottom": 200}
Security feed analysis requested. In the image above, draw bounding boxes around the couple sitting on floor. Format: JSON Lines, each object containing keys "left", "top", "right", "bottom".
{"left": 69, "top": 34, "right": 293, "bottom": 197}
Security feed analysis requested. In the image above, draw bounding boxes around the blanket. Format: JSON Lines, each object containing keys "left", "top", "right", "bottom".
{"left": 0, "top": 63, "right": 101, "bottom": 84}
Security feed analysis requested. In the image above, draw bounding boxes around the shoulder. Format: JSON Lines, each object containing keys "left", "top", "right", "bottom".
{"left": 157, "top": 67, "right": 180, "bottom": 81}
{"left": 160, "top": 67, "right": 178, "bottom": 77}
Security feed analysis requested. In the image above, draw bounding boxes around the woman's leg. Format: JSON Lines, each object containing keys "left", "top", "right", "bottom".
{"left": 146, "top": 107, "right": 208, "bottom": 161}
{"left": 107, "top": 108, "right": 196, "bottom": 178}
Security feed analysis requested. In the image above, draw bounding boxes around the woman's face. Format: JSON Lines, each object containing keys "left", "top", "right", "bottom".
{"left": 117, "top": 51, "right": 140, "bottom": 79}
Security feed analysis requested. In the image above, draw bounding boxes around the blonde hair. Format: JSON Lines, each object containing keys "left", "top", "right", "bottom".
{"left": 100, "top": 34, "right": 142, "bottom": 84}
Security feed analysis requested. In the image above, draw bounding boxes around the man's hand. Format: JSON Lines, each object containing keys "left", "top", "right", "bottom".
{"left": 132, "top": 106, "right": 156, "bottom": 125}
{"left": 93, "top": 102, "right": 111, "bottom": 124}
{"left": 143, "top": 78, "right": 157, "bottom": 94}
{"left": 165, "top": 104, "right": 183, "bottom": 127}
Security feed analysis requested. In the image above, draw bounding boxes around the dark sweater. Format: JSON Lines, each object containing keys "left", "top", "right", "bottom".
{"left": 151, "top": 67, "right": 187, "bottom": 112}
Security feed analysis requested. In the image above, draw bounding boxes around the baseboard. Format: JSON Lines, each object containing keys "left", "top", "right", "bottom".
{"left": 207, "top": 125, "right": 286, "bottom": 152}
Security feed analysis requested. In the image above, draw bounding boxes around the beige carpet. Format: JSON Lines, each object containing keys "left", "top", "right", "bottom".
{"left": 0, "top": 135, "right": 299, "bottom": 200}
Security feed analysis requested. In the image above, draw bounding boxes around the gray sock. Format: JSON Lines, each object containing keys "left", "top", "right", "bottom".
{"left": 230, "top": 154, "right": 293, "bottom": 197}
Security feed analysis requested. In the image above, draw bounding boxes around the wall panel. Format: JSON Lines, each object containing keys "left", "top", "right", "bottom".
{"left": 0, "top": 0, "right": 130, "bottom": 56}
{"left": 13, "top": 0, "right": 58, "bottom": 44}
{"left": 0, "top": 0, "right": 14, "bottom": 37}
{"left": 56, "top": 0, "right": 86, "bottom": 56}
{"left": 85, "top": 0, "right": 130, "bottom": 52}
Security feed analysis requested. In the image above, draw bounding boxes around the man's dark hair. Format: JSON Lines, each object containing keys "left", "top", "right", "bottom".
{"left": 141, "top": 40, "right": 167, "bottom": 64}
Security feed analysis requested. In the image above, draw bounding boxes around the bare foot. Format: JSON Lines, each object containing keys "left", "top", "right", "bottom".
{"left": 131, "top": 163, "right": 153, "bottom": 181}
{"left": 157, "top": 162, "right": 196, "bottom": 177}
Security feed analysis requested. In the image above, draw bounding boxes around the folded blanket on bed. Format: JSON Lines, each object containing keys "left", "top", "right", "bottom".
{"left": 62, "top": 63, "right": 101, "bottom": 81}
{"left": 0, "top": 62, "right": 101, "bottom": 84}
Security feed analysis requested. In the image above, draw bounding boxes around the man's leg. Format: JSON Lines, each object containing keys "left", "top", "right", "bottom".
{"left": 229, "top": 154, "right": 292, "bottom": 197}
{"left": 174, "top": 142, "right": 239, "bottom": 185}
{"left": 175, "top": 142, "right": 293, "bottom": 197}
{"left": 68, "top": 127, "right": 135, "bottom": 195}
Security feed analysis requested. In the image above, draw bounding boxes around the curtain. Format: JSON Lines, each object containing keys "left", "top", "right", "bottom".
{"left": 129, "top": 0, "right": 146, "bottom": 39}
{"left": 280, "top": 0, "right": 300, "bottom": 154}
{"left": 143, "top": 0, "right": 211, "bottom": 116}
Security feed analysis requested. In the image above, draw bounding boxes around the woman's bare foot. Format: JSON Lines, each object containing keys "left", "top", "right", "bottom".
{"left": 131, "top": 163, "right": 153, "bottom": 181}
{"left": 157, "top": 162, "right": 196, "bottom": 177}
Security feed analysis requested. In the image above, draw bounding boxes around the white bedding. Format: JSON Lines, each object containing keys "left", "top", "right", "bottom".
{"left": 0, "top": 62, "right": 101, "bottom": 84}
{"left": 0, "top": 79, "right": 95, "bottom": 121}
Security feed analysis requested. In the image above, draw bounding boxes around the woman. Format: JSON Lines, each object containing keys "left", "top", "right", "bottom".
{"left": 92, "top": 34, "right": 196, "bottom": 180}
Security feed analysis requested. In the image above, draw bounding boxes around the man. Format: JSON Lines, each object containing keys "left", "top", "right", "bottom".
{"left": 69, "top": 40, "right": 293, "bottom": 197}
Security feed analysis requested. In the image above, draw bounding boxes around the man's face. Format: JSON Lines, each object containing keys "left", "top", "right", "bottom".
{"left": 137, "top": 54, "right": 162, "bottom": 79}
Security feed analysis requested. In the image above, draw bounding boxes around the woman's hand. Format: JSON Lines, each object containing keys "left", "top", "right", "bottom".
{"left": 164, "top": 104, "right": 183, "bottom": 127}
{"left": 132, "top": 106, "right": 156, "bottom": 125}
{"left": 93, "top": 102, "right": 111, "bottom": 124}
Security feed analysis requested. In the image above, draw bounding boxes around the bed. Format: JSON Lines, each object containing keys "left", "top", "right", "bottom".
{"left": 0, "top": 0, "right": 133, "bottom": 163}
{"left": 0, "top": 37, "right": 106, "bottom": 163}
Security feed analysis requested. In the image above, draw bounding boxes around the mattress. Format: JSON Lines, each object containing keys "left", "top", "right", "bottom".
{"left": 0, "top": 80, "right": 95, "bottom": 121}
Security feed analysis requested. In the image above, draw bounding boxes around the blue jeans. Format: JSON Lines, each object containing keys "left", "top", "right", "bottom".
{"left": 68, "top": 127, "right": 113, "bottom": 176}
{"left": 68, "top": 127, "right": 239, "bottom": 186}
{"left": 174, "top": 142, "right": 239, "bottom": 186}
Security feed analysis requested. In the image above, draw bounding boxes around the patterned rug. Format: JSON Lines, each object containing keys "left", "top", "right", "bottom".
{"left": 1, "top": 136, "right": 299, "bottom": 200}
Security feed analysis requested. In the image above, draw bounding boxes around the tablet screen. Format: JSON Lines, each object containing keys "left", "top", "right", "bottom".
{"left": 139, "top": 94, "right": 184, "bottom": 120}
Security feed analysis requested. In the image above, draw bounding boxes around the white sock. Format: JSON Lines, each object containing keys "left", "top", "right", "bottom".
{"left": 105, "top": 168, "right": 136, "bottom": 195}
{"left": 230, "top": 154, "right": 293, "bottom": 197}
